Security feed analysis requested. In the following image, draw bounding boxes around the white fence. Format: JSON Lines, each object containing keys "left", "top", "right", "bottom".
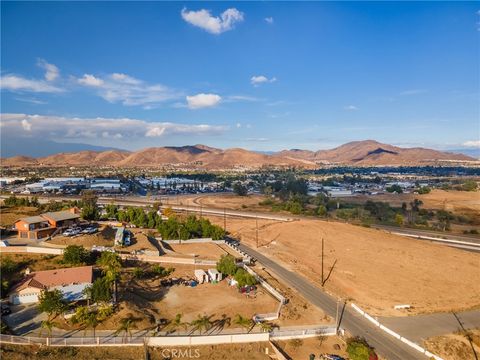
{"left": 162, "top": 238, "right": 218, "bottom": 244}
{"left": 0, "top": 326, "right": 336, "bottom": 348}
{"left": 350, "top": 303, "right": 444, "bottom": 360}
{"left": 0, "top": 246, "right": 63, "bottom": 255}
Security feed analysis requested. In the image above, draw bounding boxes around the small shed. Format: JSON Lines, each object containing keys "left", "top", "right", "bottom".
{"left": 194, "top": 269, "right": 208, "bottom": 284}
{"left": 207, "top": 269, "right": 222, "bottom": 283}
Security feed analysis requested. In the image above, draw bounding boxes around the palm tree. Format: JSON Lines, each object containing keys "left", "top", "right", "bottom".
{"left": 190, "top": 314, "right": 213, "bottom": 334}
{"left": 115, "top": 317, "right": 138, "bottom": 342}
{"left": 39, "top": 319, "right": 54, "bottom": 337}
{"left": 85, "top": 312, "right": 99, "bottom": 338}
{"left": 234, "top": 314, "right": 254, "bottom": 333}
{"left": 167, "top": 313, "right": 188, "bottom": 334}
{"left": 258, "top": 322, "right": 273, "bottom": 333}
{"left": 97, "top": 252, "right": 122, "bottom": 303}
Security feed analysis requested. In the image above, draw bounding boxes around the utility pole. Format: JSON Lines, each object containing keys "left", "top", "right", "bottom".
{"left": 223, "top": 208, "right": 226, "bottom": 232}
{"left": 335, "top": 298, "right": 340, "bottom": 333}
{"left": 200, "top": 205, "right": 202, "bottom": 219}
{"left": 321, "top": 237, "right": 324, "bottom": 286}
{"left": 256, "top": 215, "right": 259, "bottom": 248}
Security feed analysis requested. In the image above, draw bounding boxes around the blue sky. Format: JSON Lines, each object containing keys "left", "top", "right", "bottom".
{"left": 1, "top": 1, "right": 479, "bottom": 154}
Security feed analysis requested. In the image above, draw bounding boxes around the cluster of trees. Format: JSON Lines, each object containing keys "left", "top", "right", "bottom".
{"left": 107, "top": 204, "right": 163, "bottom": 229}
{"left": 157, "top": 215, "right": 225, "bottom": 240}
{"left": 233, "top": 182, "right": 248, "bottom": 196}
{"left": 386, "top": 184, "right": 403, "bottom": 193}
{"left": 216, "top": 255, "right": 257, "bottom": 287}
{"left": 3, "top": 194, "right": 40, "bottom": 207}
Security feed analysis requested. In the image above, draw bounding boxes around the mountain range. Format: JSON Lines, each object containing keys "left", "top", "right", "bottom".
{"left": 1, "top": 140, "right": 476, "bottom": 169}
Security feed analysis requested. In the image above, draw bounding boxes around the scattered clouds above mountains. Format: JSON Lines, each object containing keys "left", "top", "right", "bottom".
{"left": 181, "top": 7, "right": 244, "bottom": 34}
{"left": 1, "top": 114, "right": 227, "bottom": 140}
{"left": 250, "top": 75, "right": 276, "bottom": 86}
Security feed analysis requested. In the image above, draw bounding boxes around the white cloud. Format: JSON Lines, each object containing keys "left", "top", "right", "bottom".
{"left": 344, "top": 105, "right": 358, "bottom": 111}
{"left": 21, "top": 119, "right": 32, "bottom": 131}
{"left": 236, "top": 123, "right": 242, "bottom": 128}
{"left": 37, "top": 59, "right": 60, "bottom": 81}
{"left": 250, "top": 75, "right": 276, "bottom": 86}
{"left": 0, "top": 74, "right": 64, "bottom": 93}
{"left": 400, "top": 89, "right": 428, "bottom": 96}
{"left": 246, "top": 137, "right": 269, "bottom": 142}
{"left": 265, "top": 17, "right": 274, "bottom": 24}
{"left": 77, "top": 73, "right": 181, "bottom": 106}
{"left": 463, "top": 140, "right": 480, "bottom": 148}
{"left": 181, "top": 7, "right": 244, "bottom": 34}
{"left": 186, "top": 93, "right": 221, "bottom": 109}
{"left": 77, "top": 74, "right": 104, "bottom": 87}
{"left": 1, "top": 113, "right": 227, "bottom": 140}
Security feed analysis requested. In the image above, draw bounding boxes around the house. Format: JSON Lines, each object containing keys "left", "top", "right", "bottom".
{"left": 194, "top": 269, "right": 208, "bottom": 284}
{"left": 207, "top": 269, "right": 222, "bottom": 283}
{"left": 14, "top": 208, "right": 80, "bottom": 239}
{"left": 8, "top": 266, "right": 93, "bottom": 305}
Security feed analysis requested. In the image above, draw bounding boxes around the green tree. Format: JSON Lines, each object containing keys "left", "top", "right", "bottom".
{"left": 233, "top": 182, "right": 248, "bottom": 196}
{"left": 96, "top": 252, "right": 122, "bottom": 303}
{"left": 395, "top": 213, "right": 404, "bottom": 227}
{"left": 386, "top": 184, "right": 403, "bottom": 193}
{"left": 233, "top": 314, "right": 253, "bottom": 333}
{"left": 234, "top": 268, "right": 257, "bottom": 287}
{"left": 115, "top": 317, "right": 139, "bottom": 341}
{"left": 38, "top": 289, "right": 68, "bottom": 319}
{"left": 80, "top": 190, "right": 99, "bottom": 221}
{"left": 462, "top": 180, "right": 478, "bottom": 191}
{"left": 39, "top": 319, "right": 54, "bottom": 337}
{"left": 317, "top": 205, "right": 327, "bottom": 217}
{"left": 216, "top": 254, "right": 238, "bottom": 276}
{"left": 63, "top": 245, "right": 90, "bottom": 265}
{"left": 83, "top": 277, "right": 112, "bottom": 303}
{"left": 346, "top": 337, "right": 377, "bottom": 360}
{"left": 167, "top": 313, "right": 188, "bottom": 333}
{"left": 190, "top": 314, "right": 213, "bottom": 334}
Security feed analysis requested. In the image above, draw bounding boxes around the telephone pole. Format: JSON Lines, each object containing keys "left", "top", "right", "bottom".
{"left": 256, "top": 215, "right": 259, "bottom": 248}
{"left": 321, "top": 237, "right": 324, "bottom": 286}
{"left": 223, "top": 208, "right": 226, "bottom": 232}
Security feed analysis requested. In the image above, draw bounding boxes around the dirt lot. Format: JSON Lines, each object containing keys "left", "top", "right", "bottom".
{"left": 166, "top": 242, "right": 228, "bottom": 260}
{"left": 0, "top": 343, "right": 273, "bottom": 360}
{"left": 276, "top": 336, "right": 348, "bottom": 360}
{"left": 344, "top": 189, "right": 480, "bottom": 213}
{"left": 0, "top": 206, "right": 39, "bottom": 227}
{"left": 205, "top": 215, "right": 480, "bottom": 316}
{"left": 423, "top": 329, "right": 480, "bottom": 360}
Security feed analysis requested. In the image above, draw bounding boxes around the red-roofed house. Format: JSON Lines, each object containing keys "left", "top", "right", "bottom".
{"left": 8, "top": 266, "right": 93, "bottom": 305}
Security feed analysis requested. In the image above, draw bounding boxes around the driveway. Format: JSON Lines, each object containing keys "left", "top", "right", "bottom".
{"left": 3, "top": 304, "right": 46, "bottom": 335}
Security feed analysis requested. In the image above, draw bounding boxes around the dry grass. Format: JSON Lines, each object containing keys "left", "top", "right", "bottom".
{"left": 0, "top": 206, "right": 40, "bottom": 227}
{"left": 423, "top": 329, "right": 480, "bottom": 360}
{"left": 276, "top": 336, "right": 348, "bottom": 360}
{"left": 205, "top": 215, "right": 480, "bottom": 316}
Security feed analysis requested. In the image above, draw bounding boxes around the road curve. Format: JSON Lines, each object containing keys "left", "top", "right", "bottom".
{"left": 237, "top": 243, "right": 427, "bottom": 360}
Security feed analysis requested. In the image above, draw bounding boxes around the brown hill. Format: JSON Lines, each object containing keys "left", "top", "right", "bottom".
{"left": 1, "top": 141, "right": 475, "bottom": 168}
{"left": 280, "top": 140, "right": 474, "bottom": 165}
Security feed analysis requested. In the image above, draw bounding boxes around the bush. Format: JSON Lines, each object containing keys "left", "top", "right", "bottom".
{"left": 346, "top": 337, "right": 377, "bottom": 360}
{"left": 234, "top": 268, "right": 257, "bottom": 287}
{"left": 63, "top": 245, "right": 90, "bottom": 265}
{"left": 217, "top": 254, "right": 238, "bottom": 276}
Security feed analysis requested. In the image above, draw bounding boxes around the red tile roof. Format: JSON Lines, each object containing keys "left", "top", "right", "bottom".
{"left": 10, "top": 266, "right": 93, "bottom": 293}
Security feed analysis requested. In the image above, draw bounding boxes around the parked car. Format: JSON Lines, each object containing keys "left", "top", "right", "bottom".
{"left": 1, "top": 304, "right": 12, "bottom": 315}
{"left": 321, "top": 355, "right": 345, "bottom": 360}
{"left": 62, "top": 229, "right": 75, "bottom": 237}
{"left": 82, "top": 226, "right": 97, "bottom": 234}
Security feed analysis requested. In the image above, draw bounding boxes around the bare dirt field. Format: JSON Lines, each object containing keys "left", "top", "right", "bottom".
{"left": 276, "top": 336, "right": 348, "bottom": 360}
{"left": 205, "top": 215, "right": 480, "bottom": 316}
{"left": 0, "top": 206, "right": 39, "bottom": 227}
{"left": 344, "top": 189, "right": 480, "bottom": 213}
{"left": 423, "top": 329, "right": 480, "bottom": 360}
{"left": 0, "top": 343, "right": 273, "bottom": 360}
{"left": 166, "top": 242, "right": 228, "bottom": 260}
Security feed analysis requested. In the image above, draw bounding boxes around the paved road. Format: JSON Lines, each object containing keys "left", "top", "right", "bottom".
{"left": 237, "top": 243, "right": 426, "bottom": 360}
{"left": 379, "top": 310, "right": 480, "bottom": 343}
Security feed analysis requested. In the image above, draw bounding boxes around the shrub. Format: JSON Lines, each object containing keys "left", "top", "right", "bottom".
{"left": 346, "top": 337, "right": 377, "bottom": 360}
